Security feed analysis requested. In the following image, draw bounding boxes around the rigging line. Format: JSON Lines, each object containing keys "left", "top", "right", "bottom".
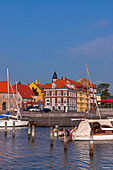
{"left": 10, "top": 82, "right": 18, "bottom": 108}
{"left": 87, "top": 65, "right": 101, "bottom": 119}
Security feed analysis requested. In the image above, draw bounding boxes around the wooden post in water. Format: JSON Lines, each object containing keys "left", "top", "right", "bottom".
{"left": 28, "top": 123, "right": 31, "bottom": 140}
{"left": 32, "top": 124, "right": 35, "bottom": 142}
{"left": 64, "top": 129, "right": 67, "bottom": 152}
{"left": 4, "top": 122, "right": 7, "bottom": 136}
{"left": 50, "top": 127, "right": 53, "bottom": 147}
{"left": 13, "top": 122, "right": 15, "bottom": 138}
{"left": 89, "top": 124, "right": 93, "bottom": 157}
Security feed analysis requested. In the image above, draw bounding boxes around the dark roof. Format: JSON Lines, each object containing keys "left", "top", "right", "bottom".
{"left": 52, "top": 71, "right": 58, "bottom": 79}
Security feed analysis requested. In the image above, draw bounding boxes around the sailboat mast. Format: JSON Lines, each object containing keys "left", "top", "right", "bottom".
{"left": 86, "top": 64, "right": 89, "bottom": 117}
{"left": 7, "top": 68, "right": 9, "bottom": 112}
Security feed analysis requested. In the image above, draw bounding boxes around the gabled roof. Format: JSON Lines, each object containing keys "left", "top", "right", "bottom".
{"left": 65, "top": 78, "right": 82, "bottom": 87}
{"left": 0, "top": 81, "right": 16, "bottom": 93}
{"left": 13, "top": 84, "right": 34, "bottom": 99}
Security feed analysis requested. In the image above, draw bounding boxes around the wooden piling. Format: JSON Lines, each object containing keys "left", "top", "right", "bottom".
{"left": 4, "top": 122, "right": 7, "bottom": 136}
{"left": 28, "top": 123, "right": 31, "bottom": 140}
{"left": 50, "top": 127, "right": 53, "bottom": 147}
{"left": 32, "top": 124, "right": 35, "bottom": 142}
{"left": 89, "top": 129, "right": 93, "bottom": 157}
{"left": 64, "top": 129, "right": 67, "bottom": 151}
{"left": 13, "top": 122, "right": 15, "bottom": 138}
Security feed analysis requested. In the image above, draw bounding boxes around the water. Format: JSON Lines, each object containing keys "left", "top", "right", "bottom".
{"left": 0, "top": 127, "right": 113, "bottom": 169}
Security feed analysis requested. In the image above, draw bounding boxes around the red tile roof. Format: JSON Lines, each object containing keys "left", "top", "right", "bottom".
{"left": 65, "top": 78, "right": 82, "bottom": 87}
{"left": 13, "top": 84, "right": 34, "bottom": 99}
{"left": 0, "top": 81, "right": 16, "bottom": 93}
{"left": 55, "top": 79, "right": 71, "bottom": 89}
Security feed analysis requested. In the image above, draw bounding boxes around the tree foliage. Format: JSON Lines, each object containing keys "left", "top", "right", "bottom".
{"left": 97, "top": 83, "right": 110, "bottom": 100}
{"left": 32, "top": 87, "right": 39, "bottom": 96}
{"left": 18, "top": 81, "right": 21, "bottom": 84}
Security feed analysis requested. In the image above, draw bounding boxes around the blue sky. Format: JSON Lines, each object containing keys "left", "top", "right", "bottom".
{"left": 0, "top": 1, "right": 113, "bottom": 92}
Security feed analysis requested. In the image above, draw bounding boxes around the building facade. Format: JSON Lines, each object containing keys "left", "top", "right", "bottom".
{"left": 13, "top": 84, "right": 34, "bottom": 108}
{"left": 0, "top": 81, "right": 17, "bottom": 111}
{"left": 44, "top": 73, "right": 77, "bottom": 112}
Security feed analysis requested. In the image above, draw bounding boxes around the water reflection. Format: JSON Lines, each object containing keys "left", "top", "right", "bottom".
{"left": 0, "top": 127, "right": 113, "bottom": 169}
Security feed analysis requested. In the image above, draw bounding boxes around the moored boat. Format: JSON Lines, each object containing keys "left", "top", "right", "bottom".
{"left": 70, "top": 118, "right": 113, "bottom": 141}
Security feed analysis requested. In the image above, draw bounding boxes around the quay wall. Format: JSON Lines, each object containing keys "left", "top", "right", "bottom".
{"left": 22, "top": 111, "right": 102, "bottom": 127}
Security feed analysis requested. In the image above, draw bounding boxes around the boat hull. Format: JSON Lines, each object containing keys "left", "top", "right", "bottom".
{"left": 72, "top": 135, "right": 113, "bottom": 141}
{"left": 0, "top": 119, "right": 29, "bottom": 127}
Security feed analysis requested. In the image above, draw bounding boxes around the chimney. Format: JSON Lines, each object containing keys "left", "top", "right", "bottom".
{"left": 27, "top": 82, "right": 29, "bottom": 86}
{"left": 35, "top": 79, "right": 38, "bottom": 84}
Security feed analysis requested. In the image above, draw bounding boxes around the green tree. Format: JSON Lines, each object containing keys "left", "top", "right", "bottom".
{"left": 32, "top": 87, "right": 39, "bottom": 96}
{"left": 97, "top": 83, "right": 110, "bottom": 100}
{"left": 18, "top": 81, "right": 21, "bottom": 84}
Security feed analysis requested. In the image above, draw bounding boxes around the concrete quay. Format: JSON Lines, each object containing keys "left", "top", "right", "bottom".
{"left": 22, "top": 111, "right": 104, "bottom": 127}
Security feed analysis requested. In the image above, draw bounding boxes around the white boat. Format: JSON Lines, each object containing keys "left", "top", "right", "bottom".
{"left": 70, "top": 118, "right": 113, "bottom": 141}
{"left": 0, "top": 68, "right": 29, "bottom": 127}
{"left": 0, "top": 118, "right": 29, "bottom": 127}
{"left": 70, "top": 64, "right": 113, "bottom": 141}
{"left": 0, "top": 109, "right": 29, "bottom": 127}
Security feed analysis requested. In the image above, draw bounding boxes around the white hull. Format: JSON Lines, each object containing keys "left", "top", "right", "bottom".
{"left": 0, "top": 119, "right": 29, "bottom": 127}
{"left": 72, "top": 135, "right": 113, "bottom": 141}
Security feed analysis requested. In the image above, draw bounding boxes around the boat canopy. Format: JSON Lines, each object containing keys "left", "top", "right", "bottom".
{"left": 88, "top": 119, "right": 113, "bottom": 127}
{"left": 72, "top": 120, "right": 91, "bottom": 138}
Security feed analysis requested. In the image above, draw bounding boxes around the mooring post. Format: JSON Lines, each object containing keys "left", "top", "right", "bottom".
{"left": 28, "top": 123, "right": 31, "bottom": 140}
{"left": 50, "top": 127, "right": 53, "bottom": 147}
{"left": 4, "top": 121, "right": 7, "bottom": 136}
{"left": 89, "top": 124, "right": 93, "bottom": 157}
{"left": 64, "top": 129, "right": 67, "bottom": 152}
{"left": 32, "top": 124, "right": 35, "bottom": 142}
{"left": 13, "top": 121, "right": 15, "bottom": 138}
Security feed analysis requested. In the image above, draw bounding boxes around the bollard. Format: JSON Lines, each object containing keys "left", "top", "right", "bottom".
{"left": 89, "top": 128, "right": 93, "bottom": 157}
{"left": 64, "top": 129, "right": 67, "bottom": 152}
{"left": 28, "top": 123, "right": 31, "bottom": 140}
{"left": 32, "top": 124, "right": 35, "bottom": 142}
{"left": 13, "top": 121, "right": 15, "bottom": 138}
{"left": 50, "top": 127, "right": 53, "bottom": 147}
{"left": 4, "top": 121, "right": 7, "bottom": 136}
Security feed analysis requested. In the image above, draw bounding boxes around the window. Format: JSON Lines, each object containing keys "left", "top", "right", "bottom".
{"left": 57, "top": 91, "right": 61, "bottom": 96}
{"left": 63, "top": 98, "right": 67, "bottom": 104}
{"left": 46, "top": 91, "right": 50, "bottom": 96}
{"left": 10, "top": 94, "right": 13, "bottom": 98}
{"left": 52, "top": 91, "right": 55, "bottom": 96}
{"left": 57, "top": 98, "right": 61, "bottom": 104}
{"left": 80, "top": 97, "right": 82, "bottom": 101}
{"left": 3, "top": 94, "right": 6, "bottom": 98}
{"left": 63, "top": 91, "right": 67, "bottom": 96}
{"left": 18, "top": 98, "right": 20, "bottom": 101}
{"left": 10, "top": 102, "right": 13, "bottom": 108}
{"left": 52, "top": 98, "right": 55, "bottom": 105}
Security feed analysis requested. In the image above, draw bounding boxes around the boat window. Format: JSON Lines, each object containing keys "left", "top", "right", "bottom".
{"left": 101, "top": 125, "right": 112, "bottom": 128}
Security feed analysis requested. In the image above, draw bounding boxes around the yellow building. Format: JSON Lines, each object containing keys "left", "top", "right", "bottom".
{"left": 29, "top": 79, "right": 44, "bottom": 102}
{"left": 77, "top": 89, "right": 90, "bottom": 112}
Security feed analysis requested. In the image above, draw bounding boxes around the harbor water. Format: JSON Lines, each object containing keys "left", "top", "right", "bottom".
{"left": 0, "top": 127, "right": 113, "bottom": 169}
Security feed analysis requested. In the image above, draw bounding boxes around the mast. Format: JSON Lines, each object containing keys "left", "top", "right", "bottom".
{"left": 7, "top": 68, "right": 9, "bottom": 112}
{"left": 86, "top": 64, "right": 89, "bottom": 118}
{"left": 16, "top": 81, "right": 18, "bottom": 108}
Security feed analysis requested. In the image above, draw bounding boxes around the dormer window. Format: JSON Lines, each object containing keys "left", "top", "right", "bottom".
{"left": 52, "top": 83, "right": 56, "bottom": 88}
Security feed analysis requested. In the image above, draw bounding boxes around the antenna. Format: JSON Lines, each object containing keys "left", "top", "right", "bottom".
{"left": 7, "top": 68, "right": 9, "bottom": 112}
